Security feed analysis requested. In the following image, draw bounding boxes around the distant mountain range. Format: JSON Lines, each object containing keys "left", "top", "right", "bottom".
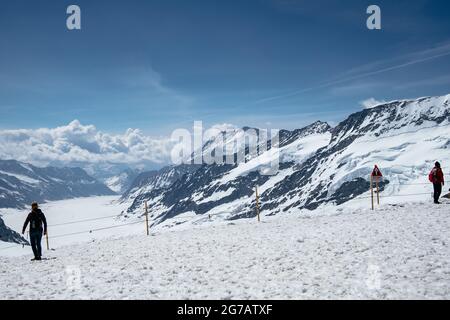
{"left": 0, "top": 159, "right": 117, "bottom": 244}
{"left": 119, "top": 94, "right": 450, "bottom": 226}
{"left": 0, "top": 159, "right": 115, "bottom": 209}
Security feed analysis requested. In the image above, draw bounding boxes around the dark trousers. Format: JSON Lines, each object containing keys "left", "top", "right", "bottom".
{"left": 433, "top": 183, "right": 442, "bottom": 203}
{"left": 30, "top": 230, "right": 43, "bottom": 258}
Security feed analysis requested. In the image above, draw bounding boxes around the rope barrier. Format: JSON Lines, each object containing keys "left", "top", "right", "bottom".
{"left": 1, "top": 174, "right": 447, "bottom": 251}
{"left": 48, "top": 214, "right": 121, "bottom": 227}
{"left": 51, "top": 220, "right": 143, "bottom": 239}
{"left": 0, "top": 219, "right": 144, "bottom": 251}
{"left": 355, "top": 192, "right": 432, "bottom": 200}
{"left": 383, "top": 182, "right": 430, "bottom": 186}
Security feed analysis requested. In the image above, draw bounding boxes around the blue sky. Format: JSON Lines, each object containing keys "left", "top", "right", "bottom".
{"left": 1, "top": 0, "right": 450, "bottom": 135}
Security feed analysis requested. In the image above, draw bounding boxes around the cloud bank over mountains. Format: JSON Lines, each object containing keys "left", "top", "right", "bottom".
{"left": 0, "top": 120, "right": 176, "bottom": 170}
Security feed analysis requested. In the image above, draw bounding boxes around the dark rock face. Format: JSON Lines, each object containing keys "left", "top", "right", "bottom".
{"left": 0, "top": 217, "right": 28, "bottom": 245}
{"left": 122, "top": 164, "right": 201, "bottom": 213}
{"left": 0, "top": 159, "right": 115, "bottom": 209}
{"left": 159, "top": 167, "right": 271, "bottom": 221}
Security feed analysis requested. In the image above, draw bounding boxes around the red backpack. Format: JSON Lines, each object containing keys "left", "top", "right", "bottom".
{"left": 428, "top": 169, "right": 436, "bottom": 183}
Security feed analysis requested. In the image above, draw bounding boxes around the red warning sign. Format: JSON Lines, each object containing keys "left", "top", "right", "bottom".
{"left": 371, "top": 165, "right": 383, "bottom": 177}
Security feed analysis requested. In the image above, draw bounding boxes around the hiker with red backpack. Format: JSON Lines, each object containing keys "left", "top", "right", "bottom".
{"left": 429, "top": 162, "right": 445, "bottom": 204}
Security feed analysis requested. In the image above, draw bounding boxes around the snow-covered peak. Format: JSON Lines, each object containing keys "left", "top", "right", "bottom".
{"left": 104, "top": 168, "right": 141, "bottom": 194}
{"left": 331, "top": 94, "right": 450, "bottom": 148}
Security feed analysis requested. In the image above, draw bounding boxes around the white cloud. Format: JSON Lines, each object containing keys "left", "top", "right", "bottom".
{"left": 360, "top": 98, "right": 386, "bottom": 109}
{"left": 0, "top": 120, "right": 176, "bottom": 169}
{"left": 0, "top": 120, "right": 254, "bottom": 175}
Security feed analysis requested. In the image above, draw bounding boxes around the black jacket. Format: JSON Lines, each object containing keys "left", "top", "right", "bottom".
{"left": 23, "top": 209, "right": 47, "bottom": 234}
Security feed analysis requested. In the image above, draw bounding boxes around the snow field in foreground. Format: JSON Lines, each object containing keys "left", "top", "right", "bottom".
{"left": 1, "top": 200, "right": 449, "bottom": 299}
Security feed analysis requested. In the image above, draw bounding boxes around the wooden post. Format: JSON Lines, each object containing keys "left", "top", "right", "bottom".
{"left": 45, "top": 232, "right": 49, "bottom": 250}
{"left": 376, "top": 180, "right": 380, "bottom": 205}
{"left": 144, "top": 201, "right": 149, "bottom": 236}
{"left": 255, "top": 186, "right": 261, "bottom": 222}
{"left": 370, "top": 175, "right": 374, "bottom": 210}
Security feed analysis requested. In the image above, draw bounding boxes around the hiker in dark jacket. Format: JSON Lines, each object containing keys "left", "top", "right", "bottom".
{"left": 22, "top": 202, "right": 47, "bottom": 261}
{"left": 429, "top": 162, "right": 445, "bottom": 204}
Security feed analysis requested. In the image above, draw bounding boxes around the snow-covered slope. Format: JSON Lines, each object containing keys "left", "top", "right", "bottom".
{"left": 262, "top": 94, "right": 450, "bottom": 212}
{"left": 103, "top": 169, "right": 141, "bottom": 194}
{"left": 121, "top": 121, "right": 332, "bottom": 222}
{"left": 122, "top": 94, "right": 450, "bottom": 226}
{"left": 120, "top": 165, "right": 200, "bottom": 212}
{"left": 1, "top": 200, "right": 449, "bottom": 299}
{"left": 0, "top": 159, "right": 115, "bottom": 209}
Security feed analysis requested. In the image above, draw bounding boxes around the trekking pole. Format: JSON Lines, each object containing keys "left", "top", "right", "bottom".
{"left": 370, "top": 175, "right": 374, "bottom": 210}
{"left": 144, "top": 201, "right": 149, "bottom": 236}
{"left": 255, "top": 186, "right": 261, "bottom": 222}
{"left": 45, "top": 231, "right": 49, "bottom": 250}
{"left": 24, "top": 230, "right": 29, "bottom": 248}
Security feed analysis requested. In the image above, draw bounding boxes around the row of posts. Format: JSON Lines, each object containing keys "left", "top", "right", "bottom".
{"left": 141, "top": 172, "right": 381, "bottom": 234}
{"left": 42, "top": 166, "right": 382, "bottom": 251}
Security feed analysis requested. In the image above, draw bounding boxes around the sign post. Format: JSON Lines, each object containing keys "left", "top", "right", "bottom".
{"left": 144, "top": 201, "right": 149, "bottom": 236}
{"left": 376, "top": 179, "right": 380, "bottom": 205}
{"left": 370, "top": 175, "right": 374, "bottom": 210}
{"left": 370, "top": 165, "right": 383, "bottom": 209}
